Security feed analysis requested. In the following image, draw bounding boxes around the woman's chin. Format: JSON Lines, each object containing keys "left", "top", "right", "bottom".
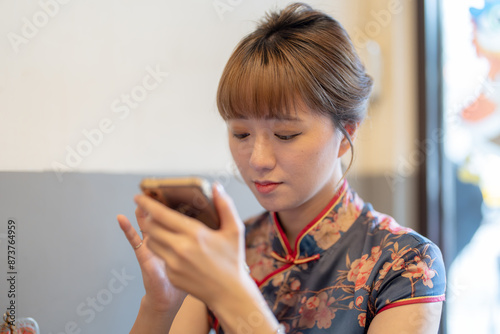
{"left": 253, "top": 194, "right": 293, "bottom": 213}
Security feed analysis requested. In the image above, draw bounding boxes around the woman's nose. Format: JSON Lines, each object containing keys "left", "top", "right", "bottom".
{"left": 249, "top": 133, "right": 276, "bottom": 171}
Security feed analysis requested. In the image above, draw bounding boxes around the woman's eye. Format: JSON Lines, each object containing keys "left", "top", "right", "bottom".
{"left": 233, "top": 133, "right": 250, "bottom": 140}
{"left": 275, "top": 133, "right": 302, "bottom": 141}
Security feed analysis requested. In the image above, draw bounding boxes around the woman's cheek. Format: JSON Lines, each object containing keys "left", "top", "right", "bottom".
{"left": 230, "top": 146, "right": 248, "bottom": 174}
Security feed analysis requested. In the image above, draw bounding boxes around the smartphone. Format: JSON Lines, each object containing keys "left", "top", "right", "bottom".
{"left": 139, "top": 177, "right": 220, "bottom": 229}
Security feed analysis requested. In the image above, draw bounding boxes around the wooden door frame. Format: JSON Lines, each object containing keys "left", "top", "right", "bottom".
{"left": 416, "top": 1, "right": 454, "bottom": 332}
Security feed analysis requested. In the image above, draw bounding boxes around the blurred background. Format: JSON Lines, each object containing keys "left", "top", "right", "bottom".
{"left": 0, "top": 0, "right": 498, "bottom": 332}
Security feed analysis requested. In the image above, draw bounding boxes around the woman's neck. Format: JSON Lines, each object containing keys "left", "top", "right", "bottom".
{"left": 277, "top": 208, "right": 318, "bottom": 248}
{"left": 276, "top": 178, "right": 344, "bottom": 249}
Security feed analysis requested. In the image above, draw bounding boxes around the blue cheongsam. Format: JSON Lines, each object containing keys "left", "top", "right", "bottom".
{"left": 209, "top": 181, "right": 446, "bottom": 333}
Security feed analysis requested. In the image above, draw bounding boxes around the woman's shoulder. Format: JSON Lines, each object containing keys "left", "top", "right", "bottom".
{"left": 360, "top": 203, "right": 435, "bottom": 248}
{"left": 351, "top": 199, "right": 446, "bottom": 283}
{"left": 347, "top": 202, "right": 446, "bottom": 317}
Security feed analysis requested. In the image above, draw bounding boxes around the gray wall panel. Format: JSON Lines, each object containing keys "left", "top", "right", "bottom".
{"left": 0, "top": 172, "right": 261, "bottom": 333}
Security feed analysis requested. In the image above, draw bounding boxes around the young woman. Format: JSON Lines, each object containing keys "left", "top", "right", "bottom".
{"left": 117, "top": 3, "right": 446, "bottom": 333}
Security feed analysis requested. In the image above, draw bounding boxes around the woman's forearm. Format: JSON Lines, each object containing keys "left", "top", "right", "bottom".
{"left": 210, "top": 275, "right": 281, "bottom": 334}
{"left": 130, "top": 296, "right": 178, "bottom": 334}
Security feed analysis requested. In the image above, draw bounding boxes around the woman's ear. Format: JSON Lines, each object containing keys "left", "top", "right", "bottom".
{"left": 338, "top": 121, "right": 360, "bottom": 157}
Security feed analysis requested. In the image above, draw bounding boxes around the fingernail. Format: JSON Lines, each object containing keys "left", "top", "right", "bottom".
{"left": 215, "top": 182, "right": 225, "bottom": 194}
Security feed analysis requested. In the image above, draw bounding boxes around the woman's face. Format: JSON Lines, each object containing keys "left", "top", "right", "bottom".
{"left": 227, "top": 107, "right": 348, "bottom": 217}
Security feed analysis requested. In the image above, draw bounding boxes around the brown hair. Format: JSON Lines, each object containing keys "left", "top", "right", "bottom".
{"left": 216, "top": 2, "right": 373, "bottom": 170}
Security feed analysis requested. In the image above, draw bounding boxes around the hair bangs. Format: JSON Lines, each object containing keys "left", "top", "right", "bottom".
{"left": 217, "top": 47, "right": 304, "bottom": 120}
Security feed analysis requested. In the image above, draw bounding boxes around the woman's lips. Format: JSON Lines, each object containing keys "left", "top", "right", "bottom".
{"left": 254, "top": 181, "right": 282, "bottom": 194}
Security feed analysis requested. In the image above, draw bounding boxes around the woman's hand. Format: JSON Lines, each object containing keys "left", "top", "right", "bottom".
{"left": 134, "top": 183, "right": 248, "bottom": 308}
{"left": 117, "top": 208, "right": 187, "bottom": 314}
{"left": 121, "top": 183, "right": 280, "bottom": 333}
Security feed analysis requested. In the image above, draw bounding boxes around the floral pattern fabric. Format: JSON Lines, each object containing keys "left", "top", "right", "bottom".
{"left": 210, "top": 182, "right": 446, "bottom": 333}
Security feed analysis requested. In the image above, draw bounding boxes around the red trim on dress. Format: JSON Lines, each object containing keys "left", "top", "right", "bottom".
{"left": 213, "top": 318, "right": 219, "bottom": 333}
{"left": 255, "top": 263, "right": 293, "bottom": 287}
{"left": 254, "top": 180, "right": 348, "bottom": 288}
{"left": 271, "top": 179, "right": 347, "bottom": 257}
{"left": 272, "top": 212, "right": 294, "bottom": 255}
{"left": 377, "top": 295, "right": 446, "bottom": 314}
{"left": 270, "top": 251, "right": 321, "bottom": 265}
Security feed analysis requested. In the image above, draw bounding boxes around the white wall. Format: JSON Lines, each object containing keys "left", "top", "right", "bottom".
{"left": 0, "top": 0, "right": 357, "bottom": 176}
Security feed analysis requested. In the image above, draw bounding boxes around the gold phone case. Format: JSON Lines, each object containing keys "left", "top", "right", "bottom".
{"left": 140, "top": 177, "right": 219, "bottom": 229}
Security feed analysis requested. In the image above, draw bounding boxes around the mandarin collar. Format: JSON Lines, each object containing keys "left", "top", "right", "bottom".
{"left": 268, "top": 180, "right": 362, "bottom": 265}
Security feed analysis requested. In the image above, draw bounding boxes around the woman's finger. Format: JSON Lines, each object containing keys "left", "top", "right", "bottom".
{"left": 212, "top": 183, "right": 244, "bottom": 234}
{"left": 135, "top": 206, "right": 148, "bottom": 238}
{"left": 117, "top": 214, "right": 144, "bottom": 251}
{"left": 135, "top": 205, "right": 148, "bottom": 229}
